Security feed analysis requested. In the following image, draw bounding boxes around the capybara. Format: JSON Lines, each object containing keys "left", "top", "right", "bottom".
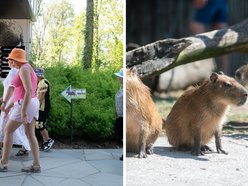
{"left": 165, "top": 72, "right": 248, "bottom": 156}
{"left": 126, "top": 68, "right": 163, "bottom": 158}
{"left": 235, "top": 64, "right": 248, "bottom": 86}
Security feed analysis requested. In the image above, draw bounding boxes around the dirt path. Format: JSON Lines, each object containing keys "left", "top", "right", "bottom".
{"left": 126, "top": 135, "right": 248, "bottom": 186}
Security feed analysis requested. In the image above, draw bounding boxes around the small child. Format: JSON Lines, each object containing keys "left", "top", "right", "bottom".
{"left": 114, "top": 68, "right": 123, "bottom": 161}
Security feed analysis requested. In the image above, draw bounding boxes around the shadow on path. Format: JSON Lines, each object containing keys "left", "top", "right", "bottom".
{"left": 153, "top": 146, "right": 209, "bottom": 161}
{"left": 126, "top": 146, "right": 210, "bottom": 161}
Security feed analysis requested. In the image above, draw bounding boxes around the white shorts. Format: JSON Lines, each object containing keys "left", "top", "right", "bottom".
{"left": 9, "top": 97, "right": 39, "bottom": 124}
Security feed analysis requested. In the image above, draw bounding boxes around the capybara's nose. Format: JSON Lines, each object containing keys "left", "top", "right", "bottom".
{"left": 243, "top": 91, "right": 248, "bottom": 103}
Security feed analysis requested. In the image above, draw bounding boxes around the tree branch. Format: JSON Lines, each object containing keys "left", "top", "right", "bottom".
{"left": 126, "top": 18, "right": 248, "bottom": 78}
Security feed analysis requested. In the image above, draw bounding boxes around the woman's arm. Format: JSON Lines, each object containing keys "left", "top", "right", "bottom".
{"left": 3, "top": 86, "right": 14, "bottom": 103}
{"left": 38, "top": 91, "right": 45, "bottom": 103}
{"left": 4, "top": 101, "right": 14, "bottom": 116}
{"left": 19, "top": 65, "right": 32, "bottom": 124}
{"left": 1, "top": 86, "right": 14, "bottom": 111}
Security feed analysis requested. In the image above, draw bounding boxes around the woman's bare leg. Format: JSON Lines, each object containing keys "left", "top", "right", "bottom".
{"left": 1, "top": 119, "right": 21, "bottom": 165}
{"left": 24, "top": 118, "right": 40, "bottom": 166}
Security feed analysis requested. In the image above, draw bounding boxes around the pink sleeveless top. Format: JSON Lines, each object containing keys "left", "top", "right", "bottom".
{"left": 11, "top": 63, "right": 37, "bottom": 102}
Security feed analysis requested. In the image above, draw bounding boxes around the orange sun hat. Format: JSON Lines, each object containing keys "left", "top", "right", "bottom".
{"left": 7, "top": 48, "right": 27, "bottom": 63}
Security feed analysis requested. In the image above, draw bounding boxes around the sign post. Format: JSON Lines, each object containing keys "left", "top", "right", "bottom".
{"left": 61, "top": 85, "right": 86, "bottom": 144}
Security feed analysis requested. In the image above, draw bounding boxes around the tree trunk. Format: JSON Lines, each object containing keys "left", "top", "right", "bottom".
{"left": 94, "top": 0, "right": 103, "bottom": 69}
{"left": 83, "top": 0, "right": 94, "bottom": 69}
{"left": 126, "top": 18, "right": 248, "bottom": 78}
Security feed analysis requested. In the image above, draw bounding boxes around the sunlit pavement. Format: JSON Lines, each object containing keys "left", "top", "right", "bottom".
{"left": 0, "top": 148, "right": 123, "bottom": 186}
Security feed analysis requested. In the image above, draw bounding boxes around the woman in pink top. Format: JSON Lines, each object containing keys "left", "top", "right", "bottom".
{"left": 0, "top": 48, "right": 40, "bottom": 173}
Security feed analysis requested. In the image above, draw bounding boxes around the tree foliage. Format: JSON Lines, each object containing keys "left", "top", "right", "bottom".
{"left": 31, "top": 0, "right": 74, "bottom": 66}
{"left": 93, "top": 0, "right": 123, "bottom": 69}
{"left": 31, "top": 0, "right": 123, "bottom": 70}
{"left": 46, "top": 0, "right": 74, "bottom": 63}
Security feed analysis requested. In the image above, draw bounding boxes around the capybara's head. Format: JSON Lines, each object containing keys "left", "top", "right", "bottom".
{"left": 210, "top": 72, "right": 248, "bottom": 106}
{"left": 235, "top": 64, "right": 248, "bottom": 86}
{"left": 126, "top": 67, "right": 150, "bottom": 97}
{"left": 126, "top": 67, "right": 139, "bottom": 81}
{"left": 126, "top": 67, "right": 145, "bottom": 88}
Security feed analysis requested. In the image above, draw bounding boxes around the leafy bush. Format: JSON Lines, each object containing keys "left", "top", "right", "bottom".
{"left": 45, "top": 65, "right": 120, "bottom": 140}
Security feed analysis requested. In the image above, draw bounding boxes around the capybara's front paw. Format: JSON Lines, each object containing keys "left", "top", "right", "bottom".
{"left": 138, "top": 150, "right": 147, "bottom": 158}
{"left": 201, "top": 145, "right": 213, "bottom": 152}
{"left": 217, "top": 148, "right": 228, "bottom": 155}
{"left": 146, "top": 147, "right": 153, "bottom": 155}
{"left": 191, "top": 149, "right": 204, "bottom": 156}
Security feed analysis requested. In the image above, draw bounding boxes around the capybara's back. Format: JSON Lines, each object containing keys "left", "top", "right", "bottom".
{"left": 126, "top": 69, "right": 162, "bottom": 158}
{"left": 165, "top": 72, "right": 248, "bottom": 155}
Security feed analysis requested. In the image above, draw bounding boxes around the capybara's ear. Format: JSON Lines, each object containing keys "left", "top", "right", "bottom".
{"left": 210, "top": 72, "right": 218, "bottom": 82}
{"left": 218, "top": 71, "right": 224, "bottom": 75}
{"left": 235, "top": 70, "right": 241, "bottom": 79}
{"left": 131, "top": 67, "right": 138, "bottom": 76}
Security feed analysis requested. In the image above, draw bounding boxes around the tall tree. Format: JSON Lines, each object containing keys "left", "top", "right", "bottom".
{"left": 31, "top": 0, "right": 74, "bottom": 66}
{"left": 30, "top": 0, "right": 47, "bottom": 65}
{"left": 94, "top": 0, "right": 102, "bottom": 68}
{"left": 46, "top": 0, "right": 74, "bottom": 63}
{"left": 83, "top": 0, "right": 94, "bottom": 69}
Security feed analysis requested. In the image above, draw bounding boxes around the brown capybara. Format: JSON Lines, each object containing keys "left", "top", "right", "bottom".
{"left": 165, "top": 72, "right": 248, "bottom": 156}
{"left": 126, "top": 68, "right": 163, "bottom": 158}
{"left": 235, "top": 64, "right": 248, "bottom": 86}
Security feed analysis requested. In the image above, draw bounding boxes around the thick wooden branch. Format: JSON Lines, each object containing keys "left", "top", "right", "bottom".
{"left": 126, "top": 18, "right": 248, "bottom": 78}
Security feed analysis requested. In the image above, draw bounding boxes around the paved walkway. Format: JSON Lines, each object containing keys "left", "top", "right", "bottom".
{"left": 0, "top": 148, "right": 123, "bottom": 186}
{"left": 126, "top": 135, "right": 248, "bottom": 186}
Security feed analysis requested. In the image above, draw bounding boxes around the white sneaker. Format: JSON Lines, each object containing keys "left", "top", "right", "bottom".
{"left": 43, "top": 138, "right": 54, "bottom": 152}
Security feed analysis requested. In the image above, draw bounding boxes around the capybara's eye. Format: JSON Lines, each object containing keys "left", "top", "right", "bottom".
{"left": 223, "top": 82, "right": 232, "bottom": 88}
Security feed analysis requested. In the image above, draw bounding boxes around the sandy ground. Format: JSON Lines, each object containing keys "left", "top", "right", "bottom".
{"left": 126, "top": 135, "right": 248, "bottom": 186}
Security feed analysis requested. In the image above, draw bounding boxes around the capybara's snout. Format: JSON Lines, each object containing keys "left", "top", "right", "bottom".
{"left": 238, "top": 87, "right": 248, "bottom": 106}
{"left": 241, "top": 90, "right": 248, "bottom": 105}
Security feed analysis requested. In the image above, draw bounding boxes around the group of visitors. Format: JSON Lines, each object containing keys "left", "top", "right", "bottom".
{"left": 0, "top": 48, "right": 54, "bottom": 173}
{"left": 0, "top": 47, "right": 123, "bottom": 173}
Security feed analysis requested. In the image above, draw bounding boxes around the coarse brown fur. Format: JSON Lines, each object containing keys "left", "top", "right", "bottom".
{"left": 235, "top": 64, "right": 248, "bottom": 86}
{"left": 126, "top": 68, "right": 163, "bottom": 158}
{"left": 165, "top": 72, "right": 248, "bottom": 156}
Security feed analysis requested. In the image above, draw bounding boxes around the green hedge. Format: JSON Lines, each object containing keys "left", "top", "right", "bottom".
{"left": 45, "top": 65, "right": 120, "bottom": 140}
